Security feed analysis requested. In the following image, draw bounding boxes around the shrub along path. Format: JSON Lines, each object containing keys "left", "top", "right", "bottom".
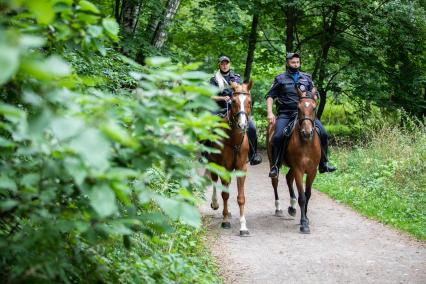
{"left": 200, "top": 156, "right": 425, "bottom": 284}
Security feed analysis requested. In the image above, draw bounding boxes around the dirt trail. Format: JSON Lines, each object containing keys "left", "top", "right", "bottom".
{"left": 200, "top": 158, "right": 426, "bottom": 284}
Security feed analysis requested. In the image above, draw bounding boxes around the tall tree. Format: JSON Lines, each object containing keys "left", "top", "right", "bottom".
{"left": 152, "top": 0, "right": 181, "bottom": 49}
{"left": 244, "top": 10, "right": 259, "bottom": 83}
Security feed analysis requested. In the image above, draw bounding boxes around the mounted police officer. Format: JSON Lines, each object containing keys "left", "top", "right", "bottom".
{"left": 210, "top": 55, "right": 262, "bottom": 165}
{"left": 266, "top": 52, "right": 336, "bottom": 177}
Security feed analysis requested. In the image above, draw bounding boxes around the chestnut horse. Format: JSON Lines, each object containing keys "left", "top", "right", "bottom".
{"left": 207, "top": 81, "right": 253, "bottom": 236}
{"left": 267, "top": 86, "right": 321, "bottom": 234}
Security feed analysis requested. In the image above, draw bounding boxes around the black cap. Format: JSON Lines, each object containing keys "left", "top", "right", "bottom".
{"left": 286, "top": 52, "right": 300, "bottom": 60}
{"left": 218, "top": 55, "right": 230, "bottom": 63}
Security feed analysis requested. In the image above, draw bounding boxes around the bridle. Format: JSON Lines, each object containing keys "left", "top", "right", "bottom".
{"left": 226, "top": 91, "right": 250, "bottom": 130}
{"left": 225, "top": 90, "right": 251, "bottom": 169}
{"left": 297, "top": 94, "right": 317, "bottom": 132}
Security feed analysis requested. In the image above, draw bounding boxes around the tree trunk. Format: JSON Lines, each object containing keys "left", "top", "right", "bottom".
{"left": 114, "top": 0, "right": 121, "bottom": 23}
{"left": 121, "top": 0, "right": 139, "bottom": 35}
{"left": 315, "top": 5, "right": 339, "bottom": 120}
{"left": 285, "top": 3, "right": 296, "bottom": 53}
{"left": 132, "top": 0, "right": 145, "bottom": 35}
{"left": 151, "top": 0, "right": 181, "bottom": 49}
{"left": 244, "top": 12, "right": 259, "bottom": 83}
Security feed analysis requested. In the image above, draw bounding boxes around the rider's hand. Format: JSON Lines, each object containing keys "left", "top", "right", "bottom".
{"left": 224, "top": 96, "right": 231, "bottom": 103}
{"left": 267, "top": 112, "right": 276, "bottom": 125}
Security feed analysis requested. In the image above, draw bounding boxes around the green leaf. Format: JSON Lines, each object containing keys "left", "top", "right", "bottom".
{"left": 0, "top": 45, "right": 19, "bottom": 85}
{"left": 102, "top": 18, "right": 119, "bottom": 41}
{"left": 50, "top": 116, "right": 84, "bottom": 140}
{"left": 154, "top": 195, "right": 201, "bottom": 227}
{"left": 0, "top": 199, "right": 18, "bottom": 212}
{"left": 182, "top": 71, "right": 209, "bottom": 80}
{"left": 88, "top": 184, "right": 117, "bottom": 218}
{"left": 78, "top": 0, "right": 100, "bottom": 14}
{"left": 205, "top": 162, "right": 231, "bottom": 182}
{"left": 21, "top": 173, "right": 40, "bottom": 188}
{"left": 19, "top": 35, "right": 46, "bottom": 48}
{"left": 101, "top": 121, "right": 139, "bottom": 149}
{"left": 0, "top": 103, "right": 25, "bottom": 123}
{"left": 0, "top": 137, "right": 15, "bottom": 148}
{"left": 145, "top": 57, "right": 171, "bottom": 66}
{"left": 43, "top": 55, "right": 71, "bottom": 77}
{"left": 27, "top": 0, "right": 55, "bottom": 24}
{"left": 64, "top": 157, "right": 87, "bottom": 186}
{"left": 69, "top": 128, "right": 110, "bottom": 171}
{"left": 88, "top": 25, "right": 103, "bottom": 37}
{"left": 21, "top": 56, "right": 71, "bottom": 80}
{"left": 0, "top": 175, "right": 17, "bottom": 193}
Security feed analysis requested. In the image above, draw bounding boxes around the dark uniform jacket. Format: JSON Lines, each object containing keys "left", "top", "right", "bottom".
{"left": 210, "top": 71, "right": 241, "bottom": 110}
{"left": 266, "top": 71, "right": 314, "bottom": 114}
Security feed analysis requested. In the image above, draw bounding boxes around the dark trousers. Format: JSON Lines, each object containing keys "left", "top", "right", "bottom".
{"left": 272, "top": 113, "right": 329, "bottom": 167}
{"left": 248, "top": 119, "right": 258, "bottom": 159}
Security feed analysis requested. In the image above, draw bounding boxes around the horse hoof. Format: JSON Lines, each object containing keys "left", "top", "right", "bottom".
{"left": 306, "top": 217, "right": 310, "bottom": 225}
{"left": 210, "top": 203, "right": 219, "bottom": 210}
{"left": 221, "top": 222, "right": 231, "bottom": 229}
{"left": 240, "top": 230, "right": 250, "bottom": 237}
{"left": 300, "top": 226, "right": 310, "bottom": 234}
{"left": 275, "top": 209, "right": 284, "bottom": 217}
{"left": 288, "top": 206, "right": 296, "bottom": 217}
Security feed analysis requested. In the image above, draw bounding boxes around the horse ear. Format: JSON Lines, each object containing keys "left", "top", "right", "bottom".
{"left": 247, "top": 79, "right": 253, "bottom": 91}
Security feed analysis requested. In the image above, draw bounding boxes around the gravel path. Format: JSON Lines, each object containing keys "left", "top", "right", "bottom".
{"left": 200, "top": 158, "right": 426, "bottom": 284}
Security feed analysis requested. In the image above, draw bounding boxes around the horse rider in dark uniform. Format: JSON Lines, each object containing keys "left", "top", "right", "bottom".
{"left": 210, "top": 55, "right": 262, "bottom": 165}
{"left": 266, "top": 52, "right": 336, "bottom": 177}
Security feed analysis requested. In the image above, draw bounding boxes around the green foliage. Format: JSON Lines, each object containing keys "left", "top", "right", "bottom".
{"left": 315, "top": 113, "right": 426, "bottom": 240}
{"left": 0, "top": 1, "right": 223, "bottom": 282}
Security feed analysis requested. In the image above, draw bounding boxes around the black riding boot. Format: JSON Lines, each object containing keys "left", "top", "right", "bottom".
{"left": 318, "top": 140, "right": 337, "bottom": 174}
{"left": 248, "top": 120, "right": 262, "bottom": 165}
{"left": 269, "top": 146, "right": 282, "bottom": 178}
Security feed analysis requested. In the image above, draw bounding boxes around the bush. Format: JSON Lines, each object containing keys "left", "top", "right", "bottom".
{"left": 315, "top": 112, "right": 426, "bottom": 240}
{"left": 0, "top": 1, "right": 223, "bottom": 282}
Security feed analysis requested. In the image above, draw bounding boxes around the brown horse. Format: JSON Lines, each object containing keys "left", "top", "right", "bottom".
{"left": 207, "top": 81, "right": 253, "bottom": 236}
{"left": 267, "top": 86, "right": 321, "bottom": 234}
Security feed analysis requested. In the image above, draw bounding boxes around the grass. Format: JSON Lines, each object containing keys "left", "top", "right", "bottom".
{"left": 315, "top": 116, "right": 426, "bottom": 240}
{"left": 103, "top": 222, "right": 222, "bottom": 283}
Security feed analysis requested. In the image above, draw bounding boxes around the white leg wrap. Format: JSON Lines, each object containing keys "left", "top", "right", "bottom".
{"left": 212, "top": 186, "right": 218, "bottom": 207}
{"left": 240, "top": 216, "right": 247, "bottom": 231}
{"left": 275, "top": 200, "right": 281, "bottom": 211}
{"left": 290, "top": 197, "right": 297, "bottom": 208}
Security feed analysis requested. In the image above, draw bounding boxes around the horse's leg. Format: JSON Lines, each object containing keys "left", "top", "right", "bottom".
{"left": 294, "top": 169, "right": 310, "bottom": 234}
{"left": 210, "top": 172, "right": 219, "bottom": 210}
{"left": 286, "top": 168, "right": 297, "bottom": 217}
{"left": 237, "top": 175, "right": 249, "bottom": 236}
{"left": 220, "top": 178, "right": 231, "bottom": 229}
{"left": 304, "top": 171, "right": 317, "bottom": 224}
{"left": 272, "top": 176, "right": 284, "bottom": 217}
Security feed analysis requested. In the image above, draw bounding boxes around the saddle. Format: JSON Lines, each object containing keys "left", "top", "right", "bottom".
{"left": 271, "top": 113, "right": 321, "bottom": 166}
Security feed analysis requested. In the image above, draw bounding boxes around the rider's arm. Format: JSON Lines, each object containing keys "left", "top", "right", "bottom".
{"left": 211, "top": 95, "right": 228, "bottom": 101}
{"left": 266, "top": 78, "right": 281, "bottom": 124}
{"left": 266, "top": 97, "right": 274, "bottom": 114}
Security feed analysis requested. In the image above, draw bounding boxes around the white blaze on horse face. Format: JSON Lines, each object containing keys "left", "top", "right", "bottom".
{"left": 304, "top": 101, "right": 310, "bottom": 108}
{"left": 238, "top": 94, "right": 247, "bottom": 129}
